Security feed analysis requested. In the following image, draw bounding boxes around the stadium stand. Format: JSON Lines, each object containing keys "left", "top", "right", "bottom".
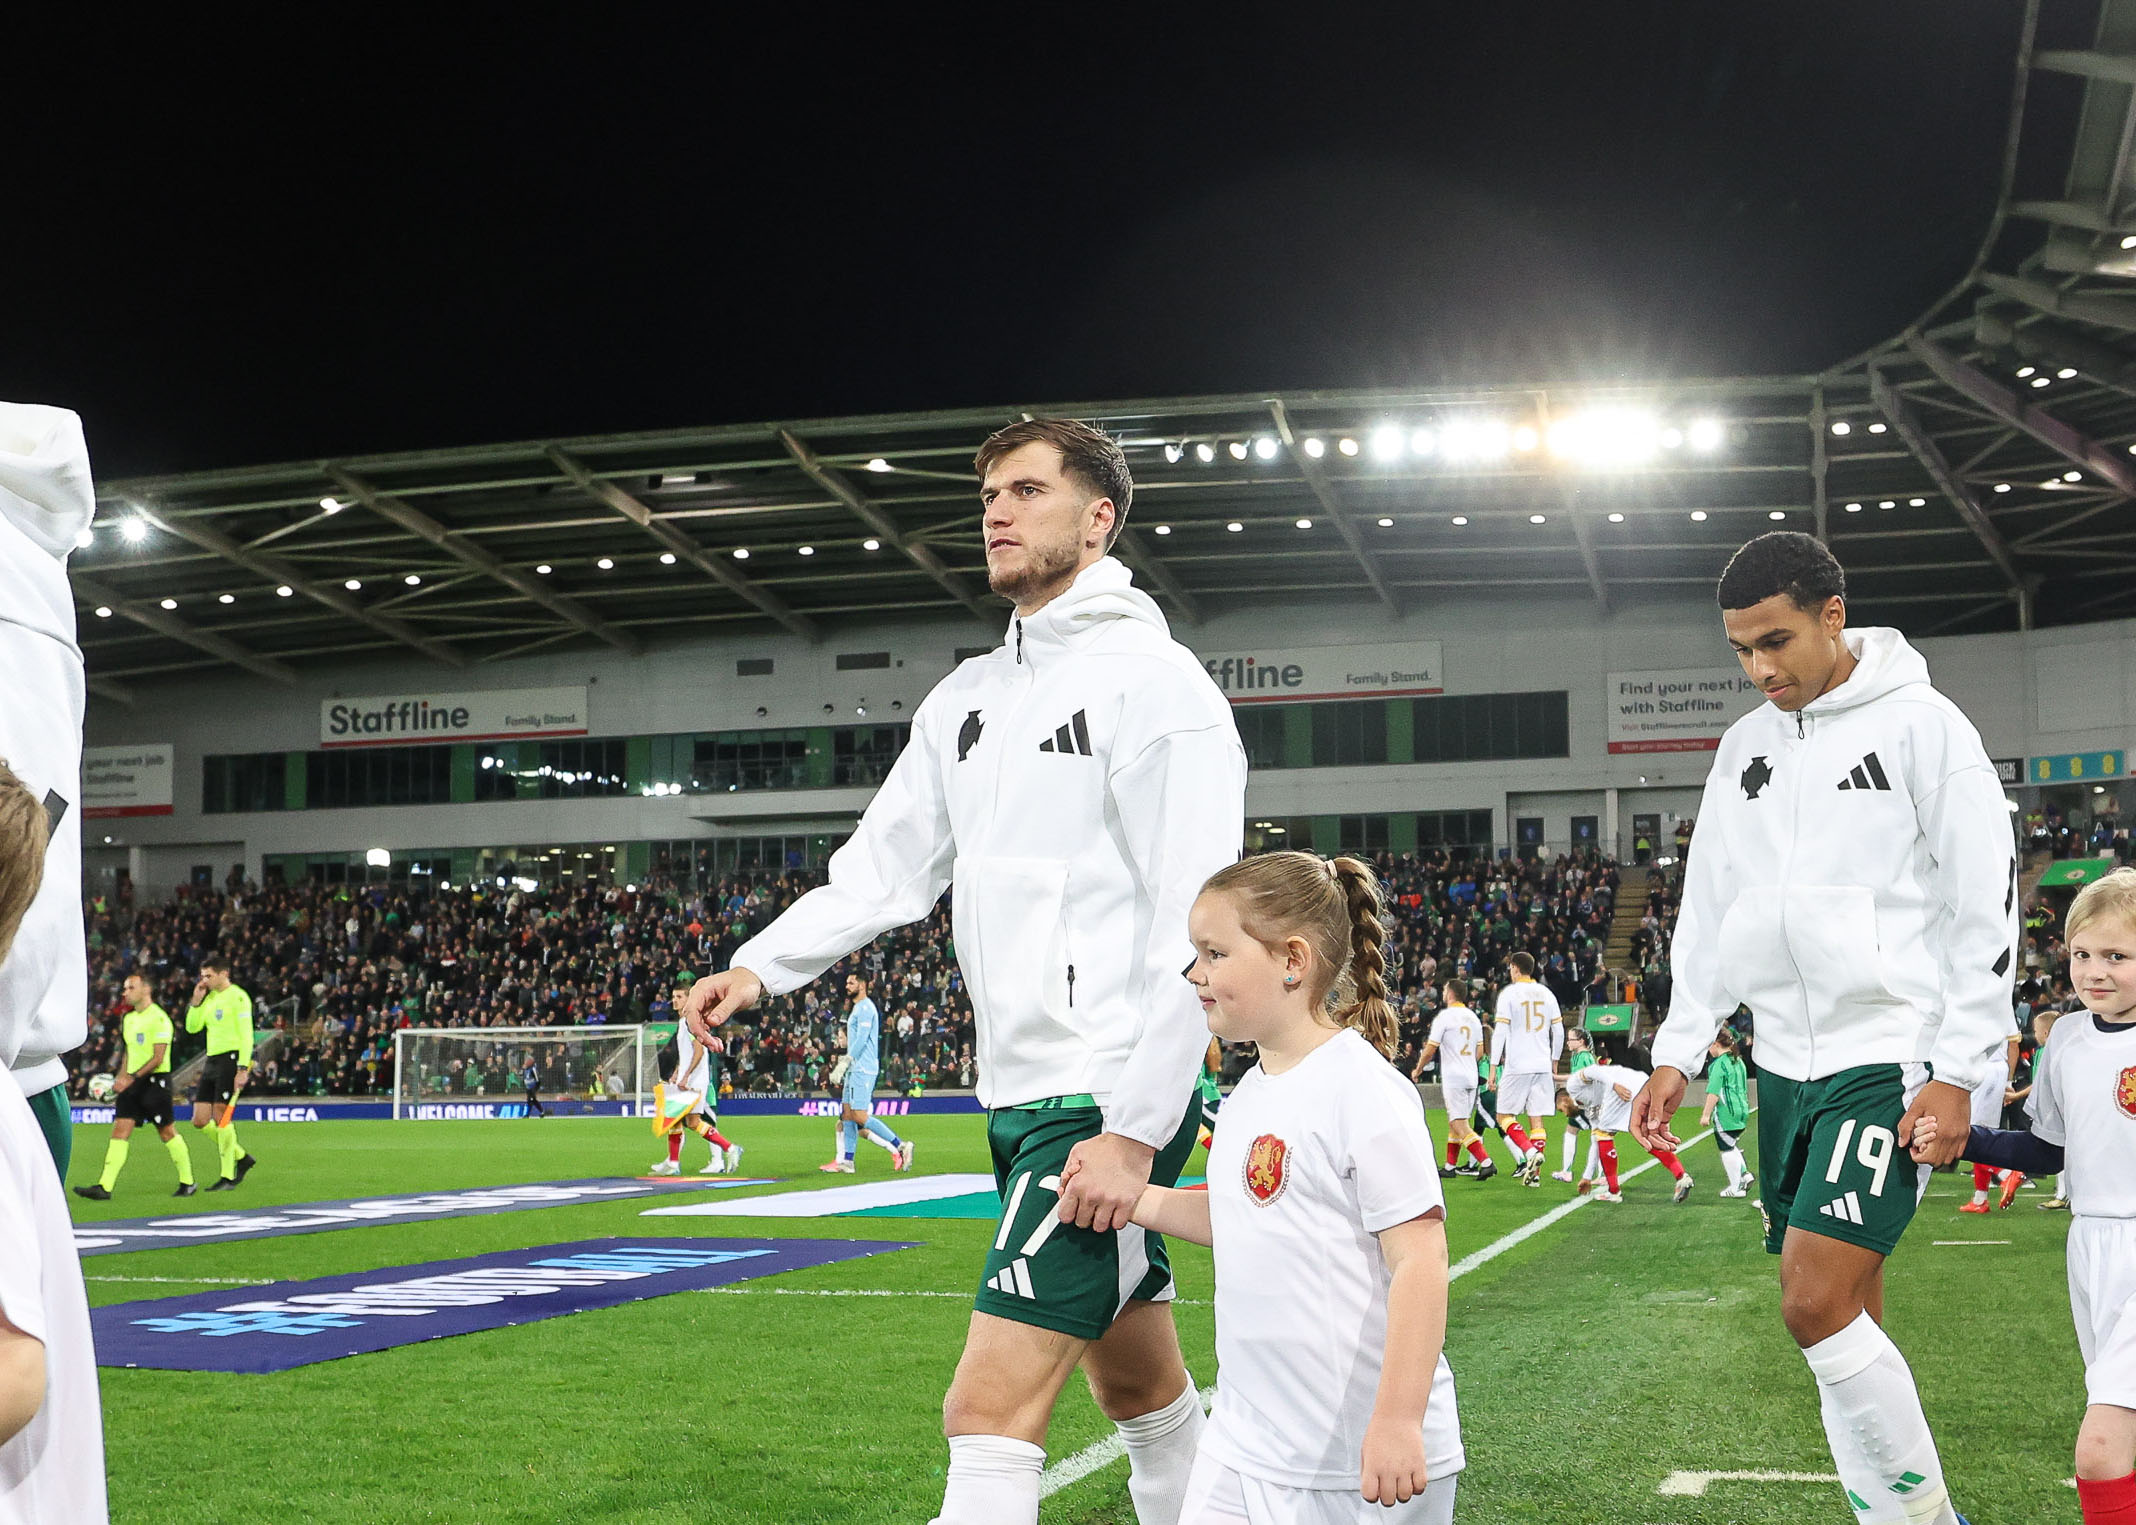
{"left": 68, "top": 848, "right": 1671, "bottom": 1100}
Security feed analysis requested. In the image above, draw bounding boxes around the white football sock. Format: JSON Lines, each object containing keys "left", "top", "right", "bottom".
{"left": 1719, "top": 1146, "right": 1745, "bottom": 1191}
{"left": 862, "top": 1128, "right": 899, "bottom": 1151}
{"left": 1582, "top": 1137, "right": 1601, "bottom": 1180}
{"left": 2057, "top": 1171, "right": 2070, "bottom": 1198}
{"left": 1560, "top": 1129, "right": 1577, "bottom": 1172}
{"left": 1801, "top": 1312, "right": 1959, "bottom": 1525}
{"left": 1115, "top": 1382, "right": 1205, "bottom": 1525}
{"left": 929, "top": 1434, "right": 1045, "bottom": 1525}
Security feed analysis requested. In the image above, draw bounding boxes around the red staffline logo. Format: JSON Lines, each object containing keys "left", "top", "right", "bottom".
{"left": 1244, "top": 1133, "right": 1289, "bottom": 1205}
{"left": 2117, "top": 1065, "right": 2136, "bottom": 1121}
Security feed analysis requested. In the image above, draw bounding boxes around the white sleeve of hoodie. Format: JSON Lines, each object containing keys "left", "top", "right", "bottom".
{"left": 729, "top": 703, "right": 955, "bottom": 998}
{"left": 1649, "top": 752, "right": 1738, "bottom": 1078}
{"left": 1101, "top": 718, "right": 1246, "bottom": 1151}
{"left": 1914, "top": 744, "right": 2021, "bottom": 1094}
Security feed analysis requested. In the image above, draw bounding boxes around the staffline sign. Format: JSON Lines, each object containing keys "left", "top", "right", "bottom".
{"left": 1198, "top": 641, "right": 1443, "bottom": 704}
{"left": 320, "top": 687, "right": 588, "bottom": 748}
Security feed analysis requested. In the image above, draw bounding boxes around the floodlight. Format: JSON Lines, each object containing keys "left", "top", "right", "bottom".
{"left": 863, "top": 538, "right": 881, "bottom": 550}
{"left": 1993, "top": 483, "right": 2011, "bottom": 492}
{"left": 1606, "top": 512, "right": 1624, "bottom": 523}
{"left": 1369, "top": 426, "right": 1405, "bottom": 461}
{"left": 344, "top": 579, "right": 362, "bottom": 591}
{"left": 1513, "top": 425, "right": 1539, "bottom": 452}
{"left": 798, "top": 545, "right": 815, "bottom": 555}
{"left": 866, "top": 458, "right": 892, "bottom": 473}
{"left": 120, "top": 518, "right": 148, "bottom": 544}
{"left": 1547, "top": 408, "right": 1659, "bottom": 466}
{"left": 2065, "top": 470, "right": 2082, "bottom": 482}
{"left": 1845, "top": 503, "right": 1863, "bottom": 513}
{"left": 1226, "top": 521, "right": 1243, "bottom": 532}
{"left": 536, "top": 564, "right": 552, "bottom": 574}
{"left": 1195, "top": 443, "right": 1215, "bottom": 463}
{"left": 1228, "top": 441, "right": 1248, "bottom": 461}
{"left": 1337, "top": 438, "right": 1359, "bottom": 456}
{"left": 1909, "top": 498, "right": 1925, "bottom": 506}
{"left": 1377, "top": 517, "right": 1394, "bottom": 527}
{"left": 160, "top": 597, "right": 177, "bottom": 609}
{"left": 733, "top": 548, "right": 750, "bottom": 559}
{"left": 218, "top": 592, "right": 235, "bottom": 604}
{"left": 276, "top": 585, "right": 292, "bottom": 596}
{"left": 1296, "top": 518, "right": 1313, "bottom": 530}
{"left": 2057, "top": 368, "right": 2077, "bottom": 379}
{"left": 1450, "top": 516, "right": 1468, "bottom": 526}
{"left": 2016, "top": 366, "right": 2036, "bottom": 378}
{"left": 1690, "top": 510, "right": 1708, "bottom": 521}
{"left": 1769, "top": 511, "right": 1785, "bottom": 520}
{"left": 1528, "top": 514, "right": 1546, "bottom": 524}
{"left": 1164, "top": 443, "right": 1183, "bottom": 463}
{"left": 1830, "top": 421, "right": 1850, "bottom": 436}
{"left": 1867, "top": 423, "right": 1887, "bottom": 434}
{"left": 1303, "top": 437, "right": 1325, "bottom": 458}
{"left": 2031, "top": 376, "right": 2051, "bottom": 388}
{"left": 365, "top": 848, "right": 391, "bottom": 868}
{"left": 659, "top": 552, "right": 676, "bottom": 564}
{"left": 404, "top": 574, "right": 421, "bottom": 585}
{"left": 75, "top": 527, "right": 93, "bottom": 549}
{"left": 1410, "top": 429, "right": 1435, "bottom": 456}
{"left": 596, "top": 557, "right": 614, "bottom": 569}
{"left": 1254, "top": 436, "right": 1278, "bottom": 460}
{"left": 1153, "top": 525, "right": 1171, "bottom": 535}
{"left": 93, "top": 605, "right": 111, "bottom": 618}
{"left": 320, "top": 497, "right": 341, "bottom": 513}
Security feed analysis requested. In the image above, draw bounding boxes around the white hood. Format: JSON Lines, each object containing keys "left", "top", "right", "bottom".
{"left": 1010, "top": 556, "right": 1171, "bottom": 659}
{"left": 0, "top": 402, "right": 95, "bottom": 650}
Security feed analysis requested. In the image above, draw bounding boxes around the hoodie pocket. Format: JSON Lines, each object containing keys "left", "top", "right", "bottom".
{"left": 1782, "top": 885, "right": 1905, "bottom": 1012}
{"left": 950, "top": 855, "right": 1075, "bottom": 1034}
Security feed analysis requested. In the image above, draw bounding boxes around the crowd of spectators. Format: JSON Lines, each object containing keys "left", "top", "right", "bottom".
{"left": 66, "top": 847, "right": 1674, "bottom": 1101}
{"left": 2023, "top": 801, "right": 2132, "bottom": 865}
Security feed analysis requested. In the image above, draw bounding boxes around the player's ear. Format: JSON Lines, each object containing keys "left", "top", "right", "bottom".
{"left": 1086, "top": 496, "right": 1115, "bottom": 551}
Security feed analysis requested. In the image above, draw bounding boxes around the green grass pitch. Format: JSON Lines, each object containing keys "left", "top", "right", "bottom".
{"left": 68, "top": 1111, "right": 2083, "bottom": 1523}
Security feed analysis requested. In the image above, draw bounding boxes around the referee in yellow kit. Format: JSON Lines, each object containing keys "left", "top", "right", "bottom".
{"left": 186, "top": 954, "right": 258, "bottom": 1190}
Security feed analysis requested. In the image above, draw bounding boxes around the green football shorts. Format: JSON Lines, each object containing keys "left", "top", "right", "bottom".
{"left": 1756, "top": 1062, "right": 1930, "bottom": 1257}
{"left": 975, "top": 1097, "right": 1201, "bottom": 1341}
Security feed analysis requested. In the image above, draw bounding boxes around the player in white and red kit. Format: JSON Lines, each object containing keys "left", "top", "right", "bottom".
{"left": 1958, "top": 1021, "right": 2022, "bottom": 1213}
{"left": 1490, "top": 952, "right": 1562, "bottom": 1185}
{"left": 1416, "top": 981, "right": 1494, "bottom": 1180}
{"left": 1565, "top": 1043, "right": 1691, "bottom": 1203}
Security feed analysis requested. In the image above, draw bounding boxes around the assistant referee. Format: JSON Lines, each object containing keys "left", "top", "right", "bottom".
{"left": 186, "top": 954, "right": 257, "bottom": 1190}
{"left": 74, "top": 972, "right": 195, "bottom": 1199}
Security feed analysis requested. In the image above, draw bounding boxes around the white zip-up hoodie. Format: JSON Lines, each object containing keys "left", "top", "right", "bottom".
{"left": 0, "top": 403, "right": 93, "bottom": 1094}
{"left": 1649, "top": 627, "right": 2016, "bottom": 1093}
{"left": 733, "top": 557, "right": 1246, "bottom": 1147}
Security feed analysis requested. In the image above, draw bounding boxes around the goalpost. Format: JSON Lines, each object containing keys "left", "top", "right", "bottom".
{"left": 391, "top": 1024, "right": 661, "bottom": 1119}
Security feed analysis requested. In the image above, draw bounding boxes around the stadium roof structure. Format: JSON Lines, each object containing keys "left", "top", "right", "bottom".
{"left": 70, "top": 1, "right": 2136, "bottom": 704}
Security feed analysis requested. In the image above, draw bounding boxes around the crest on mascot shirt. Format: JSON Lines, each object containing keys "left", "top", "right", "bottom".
{"left": 2116, "top": 1066, "right": 2136, "bottom": 1121}
{"left": 1243, "top": 1133, "right": 1290, "bottom": 1206}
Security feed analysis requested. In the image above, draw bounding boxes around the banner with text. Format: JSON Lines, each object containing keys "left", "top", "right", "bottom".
{"left": 81, "top": 744, "right": 174, "bottom": 819}
{"left": 1607, "top": 668, "right": 1763, "bottom": 754}
{"left": 321, "top": 686, "right": 588, "bottom": 748}
{"left": 1198, "top": 641, "right": 1443, "bottom": 704}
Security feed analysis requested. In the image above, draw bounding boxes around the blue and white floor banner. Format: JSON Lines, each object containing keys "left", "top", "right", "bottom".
{"left": 642, "top": 1173, "right": 998, "bottom": 1218}
{"left": 73, "top": 1177, "right": 772, "bottom": 1256}
{"left": 92, "top": 1237, "right": 915, "bottom": 1373}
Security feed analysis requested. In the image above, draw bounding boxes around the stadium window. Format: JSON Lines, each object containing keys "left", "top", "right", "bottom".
{"left": 1233, "top": 706, "right": 1289, "bottom": 771}
{"left": 303, "top": 745, "right": 454, "bottom": 809}
{"left": 696, "top": 730, "right": 809, "bottom": 792}
{"left": 202, "top": 752, "right": 288, "bottom": 814}
{"left": 1410, "top": 691, "right": 1567, "bottom": 764}
{"left": 736, "top": 658, "right": 774, "bottom": 677}
{"left": 832, "top": 724, "right": 910, "bottom": 786}
{"left": 535, "top": 739, "right": 627, "bottom": 799}
{"left": 1309, "top": 701, "right": 1388, "bottom": 767}
{"left": 1243, "top": 816, "right": 1310, "bottom": 853}
{"left": 835, "top": 650, "right": 892, "bottom": 670}
{"left": 1337, "top": 814, "right": 1390, "bottom": 853}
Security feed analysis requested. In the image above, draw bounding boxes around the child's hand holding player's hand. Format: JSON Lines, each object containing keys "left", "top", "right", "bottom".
{"left": 1907, "top": 1113, "right": 1940, "bottom": 1163}
{"left": 1359, "top": 1413, "right": 1430, "bottom": 1508}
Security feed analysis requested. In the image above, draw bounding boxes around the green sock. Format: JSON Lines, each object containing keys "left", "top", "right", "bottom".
{"left": 216, "top": 1123, "right": 239, "bottom": 1178}
{"left": 99, "top": 1136, "right": 131, "bottom": 1191}
{"left": 165, "top": 1133, "right": 193, "bottom": 1186}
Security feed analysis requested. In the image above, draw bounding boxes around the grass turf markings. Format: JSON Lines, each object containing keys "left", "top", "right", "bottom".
{"left": 1931, "top": 1239, "right": 2011, "bottom": 1246}
{"left": 1039, "top": 1125, "right": 1724, "bottom": 1500}
{"left": 1655, "top": 1470, "right": 1841, "bottom": 1497}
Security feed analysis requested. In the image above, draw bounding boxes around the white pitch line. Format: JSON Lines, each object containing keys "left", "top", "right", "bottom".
{"left": 84, "top": 1264, "right": 275, "bottom": 1272}
{"left": 1040, "top": 1123, "right": 1723, "bottom": 1499}
{"left": 1932, "top": 1239, "right": 2011, "bottom": 1246}
{"left": 706, "top": 1286, "right": 1213, "bottom": 1305}
{"left": 84, "top": 1274, "right": 274, "bottom": 1285}
{"left": 1656, "top": 1469, "right": 1840, "bottom": 1497}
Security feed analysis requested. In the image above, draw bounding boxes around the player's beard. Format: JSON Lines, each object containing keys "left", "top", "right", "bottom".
{"left": 987, "top": 532, "right": 1082, "bottom": 608}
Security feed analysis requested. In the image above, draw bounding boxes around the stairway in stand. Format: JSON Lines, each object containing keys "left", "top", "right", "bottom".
{"left": 1602, "top": 865, "right": 1656, "bottom": 983}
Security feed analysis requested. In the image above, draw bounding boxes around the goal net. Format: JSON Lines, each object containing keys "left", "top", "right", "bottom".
{"left": 391, "top": 1025, "right": 658, "bottom": 1119}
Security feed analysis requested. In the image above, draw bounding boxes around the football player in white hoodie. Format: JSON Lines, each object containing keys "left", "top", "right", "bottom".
{"left": 0, "top": 402, "right": 94, "bottom": 1179}
{"left": 684, "top": 418, "right": 1246, "bottom": 1525}
{"left": 1631, "top": 533, "right": 2011, "bottom": 1525}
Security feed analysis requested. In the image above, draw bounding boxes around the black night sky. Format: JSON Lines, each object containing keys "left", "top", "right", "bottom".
{"left": 2, "top": 5, "right": 2086, "bottom": 478}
